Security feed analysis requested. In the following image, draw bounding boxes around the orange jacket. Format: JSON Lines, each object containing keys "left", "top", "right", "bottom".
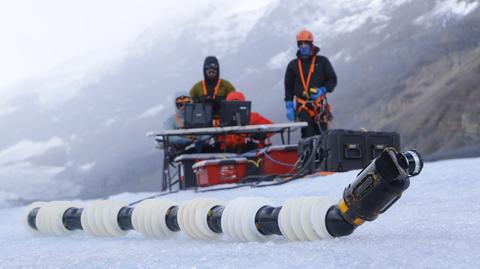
{"left": 250, "top": 112, "right": 273, "bottom": 125}
{"left": 218, "top": 112, "right": 273, "bottom": 151}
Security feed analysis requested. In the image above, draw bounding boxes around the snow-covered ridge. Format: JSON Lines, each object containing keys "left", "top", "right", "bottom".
{"left": 415, "top": 0, "right": 479, "bottom": 25}
{"left": 0, "top": 137, "right": 79, "bottom": 207}
{"left": 135, "top": 104, "right": 166, "bottom": 120}
{"left": 307, "top": 0, "right": 412, "bottom": 36}
{"left": 191, "top": 0, "right": 280, "bottom": 52}
{"left": 0, "top": 137, "right": 64, "bottom": 166}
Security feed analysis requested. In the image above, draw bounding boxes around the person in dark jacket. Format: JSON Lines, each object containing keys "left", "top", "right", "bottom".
{"left": 284, "top": 29, "right": 337, "bottom": 138}
{"left": 189, "top": 56, "right": 236, "bottom": 116}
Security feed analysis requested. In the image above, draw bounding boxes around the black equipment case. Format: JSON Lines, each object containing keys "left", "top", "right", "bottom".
{"left": 298, "top": 129, "right": 400, "bottom": 173}
{"left": 320, "top": 129, "right": 400, "bottom": 172}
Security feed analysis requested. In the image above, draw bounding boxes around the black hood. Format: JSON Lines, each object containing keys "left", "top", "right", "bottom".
{"left": 203, "top": 56, "right": 220, "bottom": 83}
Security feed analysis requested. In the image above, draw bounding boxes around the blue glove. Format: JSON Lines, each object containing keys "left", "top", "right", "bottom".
{"left": 285, "top": 101, "right": 295, "bottom": 122}
{"left": 310, "top": 87, "right": 327, "bottom": 100}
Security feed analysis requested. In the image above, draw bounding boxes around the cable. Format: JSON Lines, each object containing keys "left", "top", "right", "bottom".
{"left": 145, "top": 136, "right": 325, "bottom": 198}
{"left": 251, "top": 137, "right": 323, "bottom": 188}
{"left": 128, "top": 191, "right": 180, "bottom": 206}
{"left": 194, "top": 183, "right": 255, "bottom": 193}
{"left": 260, "top": 148, "right": 297, "bottom": 167}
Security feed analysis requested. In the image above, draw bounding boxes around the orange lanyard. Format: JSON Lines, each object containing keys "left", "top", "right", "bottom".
{"left": 297, "top": 56, "right": 317, "bottom": 97}
{"left": 202, "top": 79, "right": 222, "bottom": 98}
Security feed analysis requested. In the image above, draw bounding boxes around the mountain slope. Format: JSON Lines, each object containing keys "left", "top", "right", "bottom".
{"left": 379, "top": 47, "right": 480, "bottom": 153}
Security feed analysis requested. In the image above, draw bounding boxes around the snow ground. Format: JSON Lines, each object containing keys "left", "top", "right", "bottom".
{"left": 0, "top": 157, "right": 479, "bottom": 269}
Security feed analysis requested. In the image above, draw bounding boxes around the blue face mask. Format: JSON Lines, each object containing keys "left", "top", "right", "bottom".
{"left": 299, "top": 44, "right": 312, "bottom": 57}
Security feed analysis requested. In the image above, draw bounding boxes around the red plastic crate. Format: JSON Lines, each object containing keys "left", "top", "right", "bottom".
{"left": 174, "top": 153, "right": 238, "bottom": 189}
{"left": 259, "top": 145, "right": 298, "bottom": 175}
{"left": 192, "top": 158, "right": 248, "bottom": 187}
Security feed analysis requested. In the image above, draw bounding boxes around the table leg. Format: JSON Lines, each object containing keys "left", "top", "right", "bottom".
{"left": 288, "top": 127, "right": 291, "bottom": 144}
{"left": 161, "top": 135, "right": 171, "bottom": 192}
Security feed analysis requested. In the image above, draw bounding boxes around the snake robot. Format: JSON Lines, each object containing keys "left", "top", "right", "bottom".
{"left": 23, "top": 148, "right": 422, "bottom": 242}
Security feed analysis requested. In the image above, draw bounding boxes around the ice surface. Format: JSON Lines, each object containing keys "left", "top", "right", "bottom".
{"left": 0, "top": 157, "right": 479, "bottom": 268}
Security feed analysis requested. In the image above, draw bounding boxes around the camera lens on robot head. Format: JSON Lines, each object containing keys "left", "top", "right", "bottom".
{"left": 399, "top": 150, "right": 423, "bottom": 177}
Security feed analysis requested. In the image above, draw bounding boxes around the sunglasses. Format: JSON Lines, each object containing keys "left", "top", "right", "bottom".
{"left": 176, "top": 102, "right": 186, "bottom": 109}
{"left": 298, "top": 41, "right": 312, "bottom": 46}
{"left": 205, "top": 63, "right": 218, "bottom": 69}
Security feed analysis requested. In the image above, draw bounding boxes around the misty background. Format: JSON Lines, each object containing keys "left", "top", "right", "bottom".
{"left": 0, "top": 0, "right": 479, "bottom": 207}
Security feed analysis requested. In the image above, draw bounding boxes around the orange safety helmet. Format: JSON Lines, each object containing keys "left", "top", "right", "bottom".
{"left": 226, "top": 91, "right": 246, "bottom": 101}
{"left": 296, "top": 30, "right": 314, "bottom": 42}
{"left": 175, "top": 95, "right": 191, "bottom": 104}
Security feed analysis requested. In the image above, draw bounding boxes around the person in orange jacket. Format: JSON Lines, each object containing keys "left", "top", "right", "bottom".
{"left": 227, "top": 92, "right": 272, "bottom": 125}
{"left": 217, "top": 91, "right": 273, "bottom": 153}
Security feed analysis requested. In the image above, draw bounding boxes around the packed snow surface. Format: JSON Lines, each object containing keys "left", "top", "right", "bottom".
{"left": 0, "top": 157, "right": 479, "bottom": 269}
